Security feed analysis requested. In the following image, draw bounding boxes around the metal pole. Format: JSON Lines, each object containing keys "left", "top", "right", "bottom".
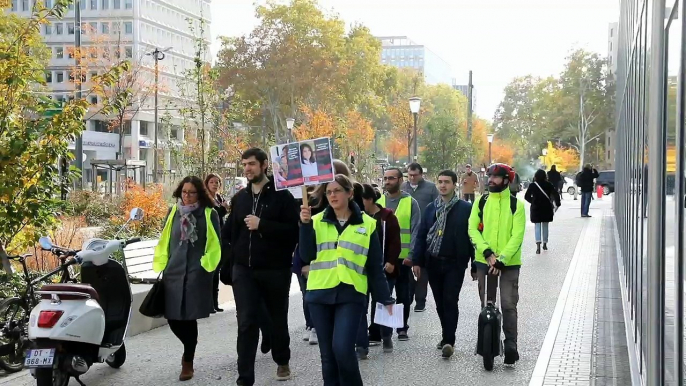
{"left": 467, "top": 70, "right": 473, "bottom": 165}
{"left": 412, "top": 112, "right": 418, "bottom": 161}
{"left": 647, "top": 0, "right": 666, "bottom": 384}
{"left": 153, "top": 51, "right": 159, "bottom": 183}
{"left": 488, "top": 142, "right": 492, "bottom": 165}
{"left": 74, "top": 0, "right": 84, "bottom": 189}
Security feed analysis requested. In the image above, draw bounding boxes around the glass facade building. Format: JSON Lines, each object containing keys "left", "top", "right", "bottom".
{"left": 615, "top": 0, "right": 686, "bottom": 384}
{"left": 378, "top": 36, "right": 452, "bottom": 85}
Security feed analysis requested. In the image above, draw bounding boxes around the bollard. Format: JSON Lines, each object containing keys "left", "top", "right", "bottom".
{"left": 597, "top": 184, "right": 604, "bottom": 199}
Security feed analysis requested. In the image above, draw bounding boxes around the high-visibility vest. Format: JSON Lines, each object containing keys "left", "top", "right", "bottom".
{"left": 307, "top": 213, "right": 377, "bottom": 295}
{"left": 377, "top": 195, "right": 411, "bottom": 259}
{"left": 153, "top": 205, "right": 221, "bottom": 273}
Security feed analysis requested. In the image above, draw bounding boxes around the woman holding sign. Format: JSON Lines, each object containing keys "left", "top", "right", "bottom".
{"left": 299, "top": 174, "right": 394, "bottom": 386}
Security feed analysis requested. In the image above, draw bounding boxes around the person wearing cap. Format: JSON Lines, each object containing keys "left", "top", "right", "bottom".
{"left": 468, "top": 163, "right": 526, "bottom": 367}
{"left": 460, "top": 164, "right": 480, "bottom": 203}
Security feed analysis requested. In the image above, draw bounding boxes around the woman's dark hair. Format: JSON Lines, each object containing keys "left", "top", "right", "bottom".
{"left": 204, "top": 173, "right": 221, "bottom": 189}
{"left": 534, "top": 169, "right": 548, "bottom": 183}
{"left": 172, "top": 176, "right": 215, "bottom": 208}
{"left": 361, "top": 183, "right": 381, "bottom": 201}
{"left": 312, "top": 159, "right": 352, "bottom": 208}
{"left": 300, "top": 143, "right": 316, "bottom": 163}
{"left": 550, "top": 165, "right": 557, "bottom": 172}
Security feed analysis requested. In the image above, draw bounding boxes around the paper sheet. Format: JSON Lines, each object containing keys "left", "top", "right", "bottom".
{"left": 373, "top": 303, "right": 404, "bottom": 329}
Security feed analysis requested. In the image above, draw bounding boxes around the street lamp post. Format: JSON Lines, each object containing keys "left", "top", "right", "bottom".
{"left": 147, "top": 47, "right": 172, "bottom": 183}
{"left": 542, "top": 148, "right": 548, "bottom": 170}
{"left": 409, "top": 97, "right": 421, "bottom": 161}
{"left": 487, "top": 133, "right": 495, "bottom": 165}
{"left": 286, "top": 118, "right": 295, "bottom": 142}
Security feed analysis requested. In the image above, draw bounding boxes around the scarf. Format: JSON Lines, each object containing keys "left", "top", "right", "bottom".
{"left": 426, "top": 193, "right": 460, "bottom": 257}
{"left": 177, "top": 199, "right": 200, "bottom": 245}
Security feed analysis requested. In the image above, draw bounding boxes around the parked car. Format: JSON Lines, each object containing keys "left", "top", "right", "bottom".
{"left": 595, "top": 170, "right": 615, "bottom": 195}
{"left": 564, "top": 176, "right": 577, "bottom": 195}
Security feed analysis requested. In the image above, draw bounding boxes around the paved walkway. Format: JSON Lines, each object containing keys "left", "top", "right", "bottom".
{"left": 2, "top": 195, "right": 634, "bottom": 385}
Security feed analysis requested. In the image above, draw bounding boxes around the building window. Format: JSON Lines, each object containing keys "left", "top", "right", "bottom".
{"left": 55, "top": 47, "right": 63, "bottom": 59}
{"left": 55, "top": 23, "right": 63, "bottom": 35}
{"left": 101, "top": 0, "right": 108, "bottom": 10}
{"left": 93, "top": 120, "right": 110, "bottom": 133}
{"left": 113, "top": 0, "right": 120, "bottom": 8}
{"left": 11, "top": 0, "right": 16, "bottom": 12}
{"left": 88, "top": 22, "right": 97, "bottom": 34}
{"left": 44, "top": 24, "right": 51, "bottom": 35}
{"left": 68, "top": 1, "right": 73, "bottom": 10}
{"left": 170, "top": 127, "right": 178, "bottom": 140}
{"left": 140, "top": 121, "right": 149, "bottom": 136}
{"left": 21, "top": 0, "right": 28, "bottom": 11}
{"left": 101, "top": 22, "right": 109, "bottom": 34}
{"left": 125, "top": 46, "right": 132, "bottom": 58}
{"left": 80, "top": 0, "right": 85, "bottom": 10}
{"left": 45, "top": 71, "right": 52, "bottom": 83}
{"left": 56, "top": 72, "right": 64, "bottom": 83}
{"left": 90, "top": 96, "right": 98, "bottom": 105}
{"left": 90, "top": 0, "right": 97, "bottom": 9}
{"left": 123, "top": 120, "right": 131, "bottom": 135}
{"left": 67, "top": 22, "right": 74, "bottom": 35}
{"left": 124, "top": 21, "right": 133, "bottom": 34}
{"left": 125, "top": 0, "right": 132, "bottom": 9}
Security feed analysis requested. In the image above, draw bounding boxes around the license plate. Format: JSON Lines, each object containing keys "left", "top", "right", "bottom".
{"left": 24, "top": 348, "right": 55, "bottom": 368}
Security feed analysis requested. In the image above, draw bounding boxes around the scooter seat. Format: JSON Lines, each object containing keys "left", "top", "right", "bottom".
{"left": 40, "top": 284, "right": 100, "bottom": 301}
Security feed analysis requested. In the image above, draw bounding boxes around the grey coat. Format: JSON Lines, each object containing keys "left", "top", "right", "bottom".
{"left": 162, "top": 206, "right": 221, "bottom": 321}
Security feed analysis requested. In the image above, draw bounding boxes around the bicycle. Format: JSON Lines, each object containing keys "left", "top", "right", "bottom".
{"left": 0, "top": 245, "right": 80, "bottom": 373}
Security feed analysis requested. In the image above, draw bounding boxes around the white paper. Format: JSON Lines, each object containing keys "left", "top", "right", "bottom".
{"left": 373, "top": 303, "right": 404, "bottom": 329}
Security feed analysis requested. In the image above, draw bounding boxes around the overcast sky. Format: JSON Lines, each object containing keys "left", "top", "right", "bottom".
{"left": 210, "top": 0, "right": 619, "bottom": 120}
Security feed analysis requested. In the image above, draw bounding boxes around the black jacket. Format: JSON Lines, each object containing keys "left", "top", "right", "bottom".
{"left": 413, "top": 198, "right": 475, "bottom": 269}
{"left": 524, "top": 181, "right": 561, "bottom": 223}
{"left": 576, "top": 168, "right": 599, "bottom": 193}
{"left": 224, "top": 176, "right": 299, "bottom": 270}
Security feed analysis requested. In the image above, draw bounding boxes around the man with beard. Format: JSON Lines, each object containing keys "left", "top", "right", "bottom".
{"left": 377, "top": 168, "right": 421, "bottom": 341}
{"left": 468, "top": 163, "right": 526, "bottom": 367}
{"left": 226, "top": 148, "right": 299, "bottom": 385}
{"left": 412, "top": 170, "right": 474, "bottom": 358}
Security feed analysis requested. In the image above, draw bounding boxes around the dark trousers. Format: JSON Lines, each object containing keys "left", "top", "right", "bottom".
{"left": 427, "top": 259, "right": 466, "bottom": 346}
{"left": 368, "top": 278, "right": 395, "bottom": 341}
{"left": 410, "top": 266, "right": 429, "bottom": 307}
{"left": 581, "top": 192, "right": 592, "bottom": 216}
{"left": 212, "top": 259, "right": 225, "bottom": 308}
{"left": 310, "top": 301, "right": 366, "bottom": 386}
{"left": 232, "top": 265, "right": 292, "bottom": 386}
{"left": 297, "top": 273, "right": 314, "bottom": 329}
{"left": 463, "top": 193, "right": 475, "bottom": 203}
{"left": 476, "top": 265, "right": 520, "bottom": 347}
{"left": 168, "top": 319, "right": 198, "bottom": 362}
{"left": 355, "top": 294, "right": 370, "bottom": 350}
{"left": 390, "top": 264, "right": 412, "bottom": 333}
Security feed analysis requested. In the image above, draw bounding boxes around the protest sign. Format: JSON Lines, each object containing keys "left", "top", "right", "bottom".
{"left": 270, "top": 137, "right": 334, "bottom": 193}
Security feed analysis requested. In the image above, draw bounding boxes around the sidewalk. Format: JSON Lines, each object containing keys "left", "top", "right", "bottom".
{"left": 2, "top": 195, "right": 634, "bottom": 386}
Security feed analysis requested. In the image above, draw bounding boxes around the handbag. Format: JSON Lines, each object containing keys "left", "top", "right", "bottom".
{"left": 139, "top": 272, "right": 165, "bottom": 318}
{"left": 534, "top": 182, "right": 558, "bottom": 213}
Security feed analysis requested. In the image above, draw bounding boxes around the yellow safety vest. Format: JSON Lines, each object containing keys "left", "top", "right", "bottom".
{"left": 377, "top": 195, "right": 411, "bottom": 259}
{"left": 307, "top": 213, "right": 377, "bottom": 295}
{"left": 153, "top": 205, "right": 221, "bottom": 273}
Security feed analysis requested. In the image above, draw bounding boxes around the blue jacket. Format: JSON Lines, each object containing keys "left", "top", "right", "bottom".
{"left": 413, "top": 198, "right": 475, "bottom": 269}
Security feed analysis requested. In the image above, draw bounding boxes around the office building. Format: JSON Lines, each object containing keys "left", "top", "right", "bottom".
{"left": 452, "top": 83, "right": 477, "bottom": 113}
{"left": 605, "top": 22, "right": 619, "bottom": 169}
{"left": 613, "top": 0, "right": 686, "bottom": 384}
{"left": 9, "top": 0, "right": 212, "bottom": 184}
{"left": 377, "top": 36, "right": 452, "bottom": 85}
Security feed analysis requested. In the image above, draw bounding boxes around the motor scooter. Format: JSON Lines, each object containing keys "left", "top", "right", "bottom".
{"left": 25, "top": 208, "right": 144, "bottom": 386}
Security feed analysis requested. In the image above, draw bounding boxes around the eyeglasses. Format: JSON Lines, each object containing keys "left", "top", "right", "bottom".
{"left": 182, "top": 190, "right": 198, "bottom": 196}
{"left": 325, "top": 188, "right": 345, "bottom": 196}
{"left": 383, "top": 176, "right": 398, "bottom": 181}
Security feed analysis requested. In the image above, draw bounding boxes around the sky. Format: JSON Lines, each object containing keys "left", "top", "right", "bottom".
{"left": 209, "top": 0, "right": 619, "bottom": 120}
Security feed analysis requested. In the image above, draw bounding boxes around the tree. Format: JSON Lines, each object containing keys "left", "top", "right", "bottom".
{"left": 384, "top": 136, "right": 408, "bottom": 163}
{"left": 538, "top": 141, "right": 580, "bottom": 172}
{"left": 337, "top": 110, "right": 375, "bottom": 179}
{"left": 293, "top": 105, "right": 336, "bottom": 140}
{"left": 0, "top": 1, "right": 124, "bottom": 273}
{"left": 490, "top": 141, "right": 515, "bottom": 165}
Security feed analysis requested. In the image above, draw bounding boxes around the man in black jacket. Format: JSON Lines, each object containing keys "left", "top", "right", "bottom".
{"left": 576, "top": 164, "right": 599, "bottom": 217}
{"left": 226, "top": 148, "right": 299, "bottom": 385}
{"left": 412, "top": 170, "right": 475, "bottom": 359}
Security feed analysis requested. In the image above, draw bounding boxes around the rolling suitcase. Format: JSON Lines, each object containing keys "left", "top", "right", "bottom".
{"left": 475, "top": 273, "right": 503, "bottom": 371}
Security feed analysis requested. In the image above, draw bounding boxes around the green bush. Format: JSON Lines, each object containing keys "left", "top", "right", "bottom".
{"left": 63, "top": 191, "right": 119, "bottom": 226}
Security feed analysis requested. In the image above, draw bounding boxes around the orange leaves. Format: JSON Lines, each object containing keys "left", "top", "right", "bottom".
{"left": 339, "top": 110, "right": 374, "bottom": 152}
{"left": 490, "top": 141, "right": 515, "bottom": 165}
{"left": 384, "top": 137, "right": 408, "bottom": 161}
{"left": 294, "top": 105, "right": 336, "bottom": 141}
{"left": 121, "top": 184, "right": 168, "bottom": 232}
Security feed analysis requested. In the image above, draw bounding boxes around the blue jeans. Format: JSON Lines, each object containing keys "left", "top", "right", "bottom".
{"left": 581, "top": 192, "right": 592, "bottom": 216}
{"left": 309, "top": 302, "right": 366, "bottom": 386}
{"left": 367, "top": 278, "right": 396, "bottom": 341}
{"left": 534, "top": 222, "right": 549, "bottom": 243}
{"left": 297, "top": 273, "right": 313, "bottom": 329}
{"left": 390, "top": 264, "right": 412, "bottom": 333}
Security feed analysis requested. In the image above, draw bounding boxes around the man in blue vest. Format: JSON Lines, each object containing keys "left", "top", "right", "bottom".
{"left": 379, "top": 167, "right": 421, "bottom": 340}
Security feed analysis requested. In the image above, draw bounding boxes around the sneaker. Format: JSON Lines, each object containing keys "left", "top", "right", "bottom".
{"left": 436, "top": 341, "right": 444, "bottom": 350}
{"left": 397, "top": 331, "right": 409, "bottom": 341}
{"left": 356, "top": 347, "right": 369, "bottom": 360}
{"left": 276, "top": 365, "right": 291, "bottom": 381}
{"left": 414, "top": 304, "right": 426, "bottom": 312}
{"left": 302, "top": 327, "right": 311, "bottom": 342}
{"left": 309, "top": 328, "right": 318, "bottom": 345}
{"left": 504, "top": 342, "right": 520, "bottom": 365}
{"left": 441, "top": 344, "right": 454, "bottom": 358}
{"left": 382, "top": 338, "right": 393, "bottom": 353}
{"left": 368, "top": 338, "right": 381, "bottom": 347}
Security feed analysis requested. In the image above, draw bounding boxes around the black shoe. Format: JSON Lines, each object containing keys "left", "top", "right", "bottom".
{"left": 542, "top": 243, "right": 548, "bottom": 251}
{"left": 441, "top": 344, "right": 454, "bottom": 358}
{"left": 382, "top": 338, "right": 393, "bottom": 353}
{"left": 536, "top": 243, "right": 541, "bottom": 254}
{"left": 414, "top": 304, "right": 426, "bottom": 312}
{"left": 436, "top": 341, "right": 444, "bottom": 350}
{"left": 215, "top": 306, "right": 224, "bottom": 312}
{"left": 504, "top": 342, "right": 519, "bottom": 365}
{"left": 261, "top": 338, "right": 271, "bottom": 354}
{"left": 397, "top": 331, "right": 409, "bottom": 341}
{"left": 210, "top": 309, "right": 217, "bottom": 314}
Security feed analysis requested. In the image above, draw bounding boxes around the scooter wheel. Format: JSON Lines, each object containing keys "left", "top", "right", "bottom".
{"left": 106, "top": 342, "right": 126, "bottom": 368}
{"left": 35, "top": 367, "right": 70, "bottom": 386}
{"left": 482, "top": 325, "right": 494, "bottom": 371}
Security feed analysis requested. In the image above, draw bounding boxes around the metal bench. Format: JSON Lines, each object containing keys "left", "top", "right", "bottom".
{"left": 123, "top": 239, "right": 159, "bottom": 284}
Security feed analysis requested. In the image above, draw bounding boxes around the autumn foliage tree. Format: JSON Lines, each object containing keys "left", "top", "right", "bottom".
{"left": 337, "top": 110, "right": 375, "bottom": 178}
{"left": 490, "top": 141, "right": 516, "bottom": 166}
{"left": 294, "top": 105, "right": 336, "bottom": 141}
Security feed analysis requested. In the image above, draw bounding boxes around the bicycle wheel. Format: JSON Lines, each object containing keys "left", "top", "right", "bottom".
{"left": 0, "top": 297, "right": 29, "bottom": 372}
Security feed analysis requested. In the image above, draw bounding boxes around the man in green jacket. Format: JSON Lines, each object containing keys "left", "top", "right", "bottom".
{"left": 468, "top": 163, "right": 526, "bottom": 366}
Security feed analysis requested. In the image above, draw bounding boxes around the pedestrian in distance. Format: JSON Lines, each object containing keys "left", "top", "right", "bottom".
{"left": 358, "top": 183, "right": 401, "bottom": 356}
{"left": 378, "top": 167, "right": 421, "bottom": 341}
{"left": 413, "top": 170, "right": 475, "bottom": 358}
{"left": 205, "top": 173, "right": 229, "bottom": 313}
{"left": 226, "top": 148, "right": 300, "bottom": 385}
{"left": 509, "top": 167, "right": 522, "bottom": 197}
{"left": 547, "top": 165, "right": 563, "bottom": 199}
{"left": 299, "top": 174, "right": 394, "bottom": 386}
{"left": 401, "top": 162, "right": 438, "bottom": 312}
{"left": 461, "top": 164, "right": 480, "bottom": 203}
{"left": 468, "top": 163, "right": 526, "bottom": 367}
{"left": 153, "top": 176, "right": 222, "bottom": 381}
{"left": 576, "top": 164, "right": 599, "bottom": 217}
{"left": 524, "top": 169, "right": 561, "bottom": 254}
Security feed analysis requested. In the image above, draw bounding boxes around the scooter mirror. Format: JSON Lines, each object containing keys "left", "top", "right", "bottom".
{"left": 39, "top": 236, "right": 53, "bottom": 250}
{"left": 129, "top": 207, "right": 144, "bottom": 221}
